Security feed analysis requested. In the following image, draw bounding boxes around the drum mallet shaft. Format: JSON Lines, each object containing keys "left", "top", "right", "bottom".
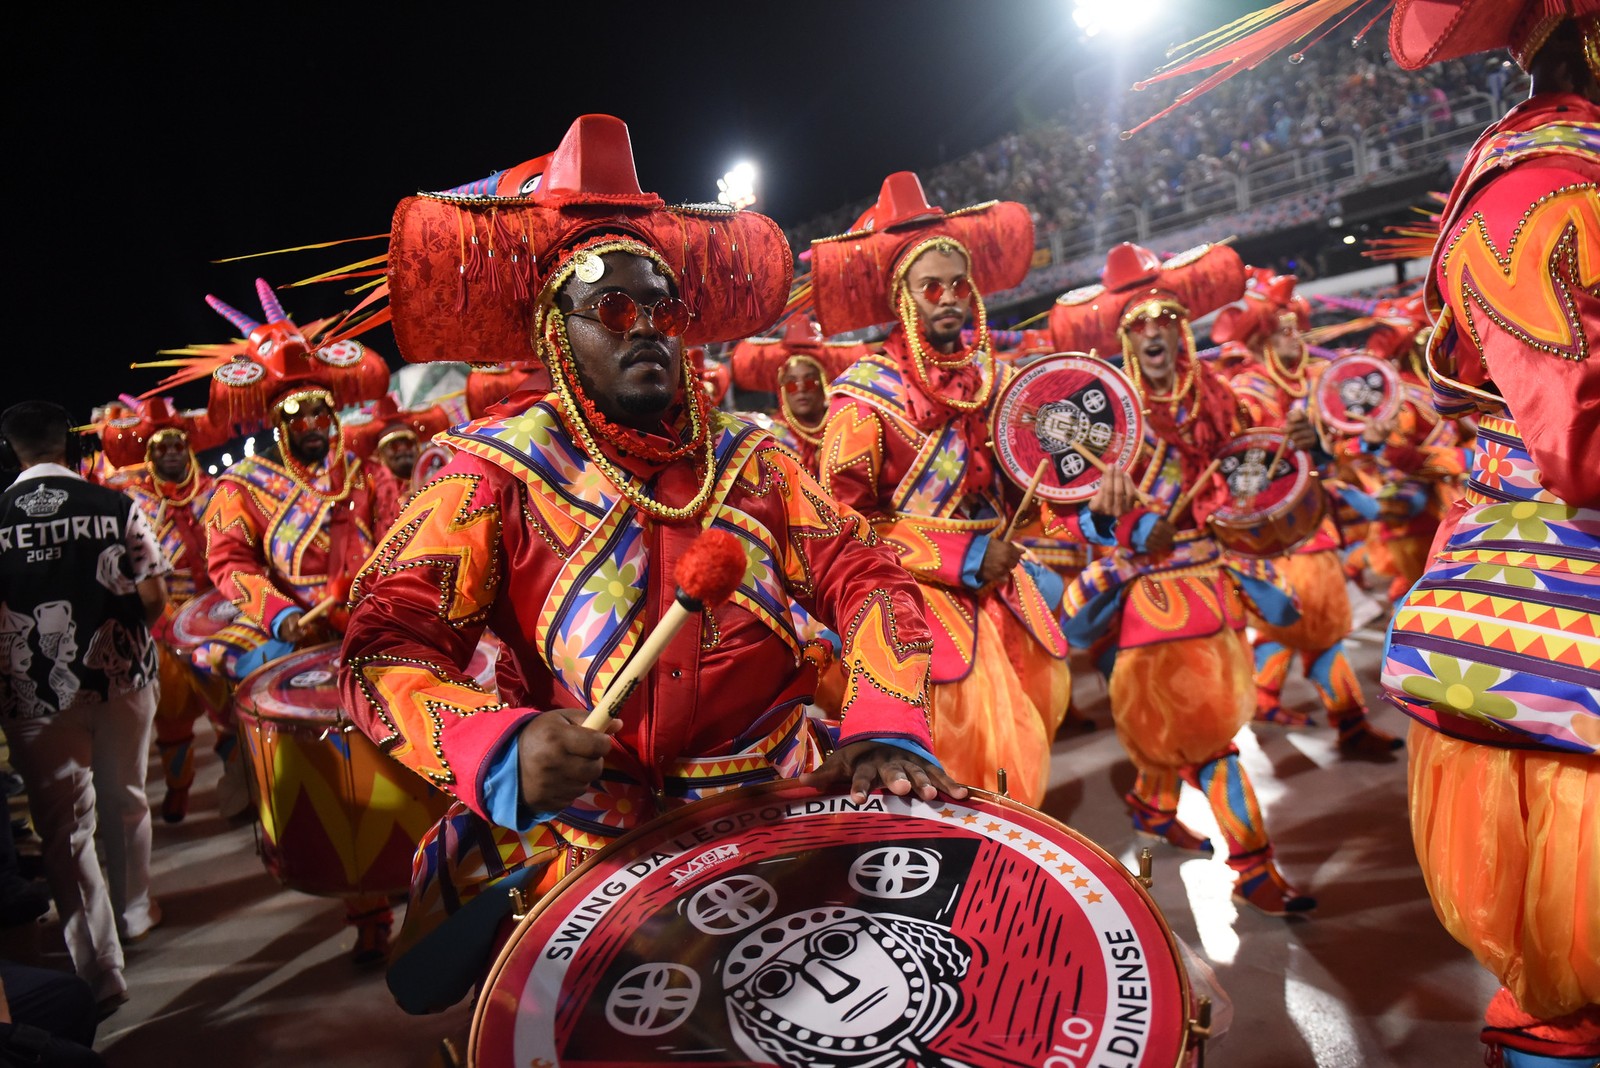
{"left": 1069, "top": 441, "right": 1159, "bottom": 507}
{"left": 998, "top": 459, "right": 1050, "bottom": 542}
{"left": 1167, "top": 458, "right": 1223, "bottom": 523}
{"left": 580, "top": 529, "right": 748, "bottom": 732}
{"left": 296, "top": 595, "right": 340, "bottom": 629}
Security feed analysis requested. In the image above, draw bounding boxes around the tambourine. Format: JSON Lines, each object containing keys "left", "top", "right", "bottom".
{"left": 471, "top": 782, "right": 1198, "bottom": 1068}
{"left": 990, "top": 353, "right": 1145, "bottom": 504}
{"left": 1314, "top": 353, "right": 1401, "bottom": 435}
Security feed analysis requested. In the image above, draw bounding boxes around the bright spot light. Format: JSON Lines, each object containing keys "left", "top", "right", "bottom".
{"left": 243, "top": 436, "right": 256, "bottom": 457}
{"left": 1342, "top": 234, "right": 1357, "bottom": 245}
{"left": 220, "top": 452, "right": 233, "bottom": 466}
{"left": 717, "top": 160, "right": 758, "bottom": 210}
{"left": 1072, "top": 0, "right": 1163, "bottom": 38}
{"left": 208, "top": 464, "right": 218, "bottom": 474}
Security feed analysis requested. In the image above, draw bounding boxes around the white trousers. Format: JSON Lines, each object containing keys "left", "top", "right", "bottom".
{"left": 3, "top": 681, "right": 158, "bottom": 995}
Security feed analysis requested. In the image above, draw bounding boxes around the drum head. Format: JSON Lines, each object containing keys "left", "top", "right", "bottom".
{"left": 1212, "top": 429, "right": 1313, "bottom": 515}
{"left": 472, "top": 783, "right": 1189, "bottom": 1068}
{"left": 1315, "top": 353, "right": 1401, "bottom": 435}
{"left": 991, "top": 354, "right": 1145, "bottom": 504}
{"left": 234, "top": 643, "right": 342, "bottom": 723}
{"left": 168, "top": 589, "right": 240, "bottom": 650}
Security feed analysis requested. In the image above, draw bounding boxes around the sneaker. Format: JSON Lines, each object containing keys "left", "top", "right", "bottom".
{"left": 1233, "top": 866, "right": 1317, "bottom": 917}
{"left": 93, "top": 970, "right": 129, "bottom": 1019}
{"left": 1338, "top": 721, "right": 1404, "bottom": 761}
{"left": 161, "top": 786, "right": 190, "bottom": 824}
{"left": 123, "top": 899, "right": 163, "bottom": 944}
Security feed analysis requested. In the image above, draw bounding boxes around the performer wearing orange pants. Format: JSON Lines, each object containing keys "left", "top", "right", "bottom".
{"left": 1047, "top": 242, "right": 1313, "bottom": 914}
{"left": 814, "top": 172, "right": 1071, "bottom": 806}
{"left": 106, "top": 399, "right": 231, "bottom": 823}
{"left": 1215, "top": 274, "right": 1402, "bottom": 757}
{"left": 150, "top": 278, "right": 395, "bottom": 963}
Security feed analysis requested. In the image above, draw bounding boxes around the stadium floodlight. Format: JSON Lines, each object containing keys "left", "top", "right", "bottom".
{"left": 717, "top": 161, "right": 758, "bottom": 210}
{"left": 243, "top": 435, "right": 256, "bottom": 457}
{"left": 1342, "top": 235, "right": 1357, "bottom": 245}
{"left": 1072, "top": 0, "right": 1163, "bottom": 38}
{"left": 221, "top": 451, "right": 233, "bottom": 467}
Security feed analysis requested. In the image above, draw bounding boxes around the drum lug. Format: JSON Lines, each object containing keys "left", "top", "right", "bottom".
{"left": 509, "top": 886, "right": 531, "bottom": 923}
{"left": 1137, "top": 847, "right": 1154, "bottom": 888}
{"left": 996, "top": 768, "right": 1008, "bottom": 798}
{"left": 1189, "top": 994, "right": 1213, "bottom": 1067}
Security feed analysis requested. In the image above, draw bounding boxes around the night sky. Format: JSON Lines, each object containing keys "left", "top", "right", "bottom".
{"left": 10, "top": 1, "right": 1247, "bottom": 416}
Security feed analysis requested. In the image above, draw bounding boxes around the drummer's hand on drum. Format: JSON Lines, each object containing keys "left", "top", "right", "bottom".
{"left": 975, "top": 539, "right": 1024, "bottom": 584}
{"left": 1286, "top": 409, "right": 1317, "bottom": 452}
{"left": 516, "top": 709, "right": 623, "bottom": 813}
{"left": 799, "top": 741, "right": 969, "bottom": 805}
{"left": 1088, "top": 468, "right": 1137, "bottom": 517}
{"left": 1361, "top": 413, "right": 1397, "bottom": 446}
{"left": 1142, "top": 518, "right": 1176, "bottom": 556}
{"left": 278, "top": 611, "right": 307, "bottom": 645}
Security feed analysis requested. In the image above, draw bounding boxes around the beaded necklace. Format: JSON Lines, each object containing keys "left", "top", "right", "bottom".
{"left": 1121, "top": 320, "right": 1200, "bottom": 430}
{"left": 149, "top": 452, "right": 204, "bottom": 508}
{"left": 1264, "top": 339, "right": 1310, "bottom": 399}
{"left": 892, "top": 286, "right": 995, "bottom": 413}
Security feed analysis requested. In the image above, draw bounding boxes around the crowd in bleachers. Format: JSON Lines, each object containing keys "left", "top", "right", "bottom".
{"left": 788, "top": 40, "right": 1521, "bottom": 252}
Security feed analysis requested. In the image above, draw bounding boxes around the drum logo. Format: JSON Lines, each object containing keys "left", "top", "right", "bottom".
{"left": 1338, "top": 371, "right": 1388, "bottom": 417}
{"left": 288, "top": 669, "right": 334, "bottom": 688}
{"left": 668, "top": 843, "right": 741, "bottom": 886}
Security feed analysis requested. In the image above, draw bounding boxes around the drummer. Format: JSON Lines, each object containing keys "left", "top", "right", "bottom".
{"left": 341, "top": 395, "right": 451, "bottom": 527}
{"left": 813, "top": 171, "right": 1071, "bottom": 808}
{"left": 337, "top": 115, "right": 962, "bottom": 1014}
{"left": 727, "top": 316, "right": 866, "bottom": 476}
{"left": 1046, "top": 241, "right": 1315, "bottom": 916}
{"left": 162, "top": 278, "right": 395, "bottom": 962}
{"left": 1213, "top": 274, "right": 1403, "bottom": 757}
{"left": 103, "top": 398, "right": 231, "bottom": 823}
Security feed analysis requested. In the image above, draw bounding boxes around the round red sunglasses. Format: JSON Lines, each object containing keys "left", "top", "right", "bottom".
{"left": 917, "top": 276, "right": 973, "bottom": 304}
{"left": 569, "top": 292, "right": 692, "bottom": 338}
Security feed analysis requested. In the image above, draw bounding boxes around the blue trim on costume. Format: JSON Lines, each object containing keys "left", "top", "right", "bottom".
{"left": 961, "top": 536, "right": 991, "bottom": 589}
{"left": 1024, "top": 561, "right": 1064, "bottom": 611}
{"left": 483, "top": 727, "right": 556, "bottom": 833}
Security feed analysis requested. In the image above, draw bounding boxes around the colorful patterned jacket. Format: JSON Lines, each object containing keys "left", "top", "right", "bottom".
{"left": 126, "top": 467, "right": 214, "bottom": 605}
{"left": 1381, "top": 92, "right": 1600, "bottom": 754}
{"left": 339, "top": 397, "right": 937, "bottom": 826}
{"left": 202, "top": 450, "right": 385, "bottom": 637}
{"left": 819, "top": 340, "right": 1068, "bottom": 684}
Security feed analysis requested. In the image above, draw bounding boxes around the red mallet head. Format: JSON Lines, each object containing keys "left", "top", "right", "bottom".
{"left": 674, "top": 528, "right": 747, "bottom": 611}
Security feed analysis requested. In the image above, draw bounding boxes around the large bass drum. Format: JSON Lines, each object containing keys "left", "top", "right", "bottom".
{"left": 471, "top": 783, "right": 1196, "bottom": 1067}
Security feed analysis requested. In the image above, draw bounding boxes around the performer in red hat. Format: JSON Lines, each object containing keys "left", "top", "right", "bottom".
{"left": 728, "top": 317, "right": 869, "bottom": 475}
{"left": 101, "top": 399, "right": 231, "bottom": 822}
{"left": 146, "top": 278, "right": 394, "bottom": 960}
{"left": 810, "top": 172, "right": 1071, "bottom": 807}
{"left": 336, "top": 115, "right": 960, "bottom": 1014}
{"left": 340, "top": 395, "right": 452, "bottom": 526}
{"left": 1047, "top": 241, "right": 1315, "bottom": 915}
{"left": 1212, "top": 274, "right": 1405, "bottom": 756}
{"left": 1135, "top": 1, "right": 1599, "bottom": 1058}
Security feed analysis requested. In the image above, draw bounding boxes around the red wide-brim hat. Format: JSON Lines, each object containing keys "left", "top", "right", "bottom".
{"left": 100, "top": 397, "right": 229, "bottom": 468}
{"left": 386, "top": 114, "right": 795, "bottom": 365}
{"left": 464, "top": 362, "right": 552, "bottom": 418}
{"left": 1390, "top": 0, "right": 1599, "bottom": 70}
{"left": 729, "top": 316, "right": 873, "bottom": 391}
{"left": 1048, "top": 242, "right": 1245, "bottom": 356}
{"left": 1210, "top": 270, "right": 1309, "bottom": 345}
{"left": 808, "top": 171, "right": 1034, "bottom": 336}
{"left": 342, "top": 395, "right": 452, "bottom": 459}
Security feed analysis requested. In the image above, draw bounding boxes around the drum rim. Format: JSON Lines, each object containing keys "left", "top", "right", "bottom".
{"left": 1210, "top": 426, "right": 1330, "bottom": 559}
{"left": 234, "top": 641, "right": 346, "bottom": 724}
{"left": 989, "top": 351, "right": 1147, "bottom": 504}
{"left": 468, "top": 779, "right": 1194, "bottom": 1068}
{"left": 1314, "top": 352, "right": 1403, "bottom": 435}
{"left": 168, "top": 588, "right": 241, "bottom": 648}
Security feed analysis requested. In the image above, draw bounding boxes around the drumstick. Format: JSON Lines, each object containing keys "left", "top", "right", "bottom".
{"left": 297, "top": 595, "right": 340, "bottom": 629}
{"left": 1167, "top": 458, "right": 1223, "bottom": 522}
{"left": 1069, "top": 441, "right": 1159, "bottom": 507}
{"left": 580, "top": 529, "right": 747, "bottom": 732}
{"left": 998, "top": 459, "right": 1050, "bottom": 542}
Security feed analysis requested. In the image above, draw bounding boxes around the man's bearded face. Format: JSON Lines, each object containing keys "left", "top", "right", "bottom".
{"left": 378, "top": 434, "right": 418, "bottom": 479}
{"left": 560, "top": 252, "right": 685, "bottom": 432}
{"left": 281, "top": 396, "right": 336, "bottom": 464}
{"left": 149, "top": 433, "right": 190, "bottom": 481}
{"left": 1267, "top": 312, "right": 1305, "bottom": 367}
{"left": 904, "top": 248, "right": 971, "bottom": 353}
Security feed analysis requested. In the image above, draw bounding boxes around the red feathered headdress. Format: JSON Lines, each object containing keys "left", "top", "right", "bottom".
{"left": 341, "top": 395, "right": 452, "bottom": 460}
{"left": 1048, "top": 242, "right": 1246, "bottom": 356}
{"left": 385, "top": 114, "right": 795, "bottom": 365}
{"left": 137, "top": 278, "right": 390, "bottom": 436}
{"left": 808, "top": 172, "right": 1034, "bottom": 335}
{"left": 99, "top": 397, "right": 228, "bottom": 469}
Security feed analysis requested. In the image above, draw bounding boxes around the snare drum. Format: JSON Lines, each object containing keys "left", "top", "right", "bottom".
{"left": 471, "top": 783, "right": 1197, "bottom": 1068}
{"left": 1209, "top": 429, "right": 1327, "bottom": 559}
{"left": 168, "top": 589, "right": 240, "bottom": 655}
{"left": 233, "top": 641, "right": 497, "bottom": 897}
